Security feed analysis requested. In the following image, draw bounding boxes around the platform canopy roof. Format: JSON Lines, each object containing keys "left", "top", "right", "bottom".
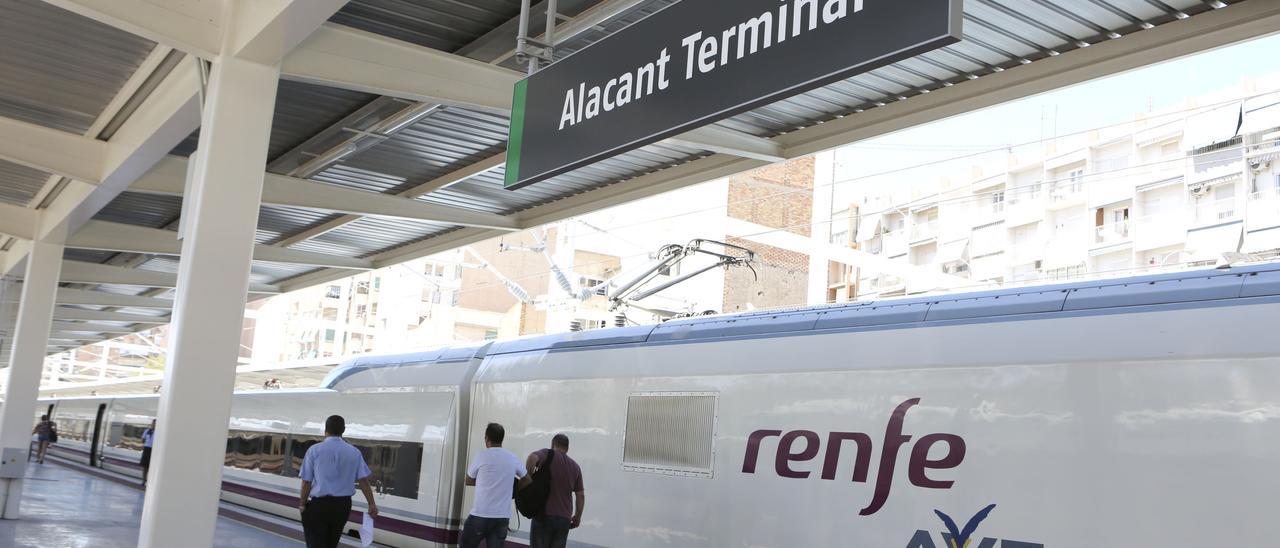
{"left": 0, "top": 0, "right": 1277, "bottom": 360}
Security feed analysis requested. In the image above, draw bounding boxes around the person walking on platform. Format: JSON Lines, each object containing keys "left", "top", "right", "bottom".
{"left": 140, "top": 420, "right": 156, "bottom": 486}
{"left": 461, "top": 423, "right": 530, "bottom": 548}
{"left": 31, "top": 415, "right": 56, "bottom": 464}
{"left": 526, "top": 434, "right": 585, "bottom": 548}
{"left": 297, "top": 415, "right": 379, "bottom": 548}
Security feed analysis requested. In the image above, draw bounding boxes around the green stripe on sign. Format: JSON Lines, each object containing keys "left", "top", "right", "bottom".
{"left": 504, "top": 80, "right": 529, "bottom": 189}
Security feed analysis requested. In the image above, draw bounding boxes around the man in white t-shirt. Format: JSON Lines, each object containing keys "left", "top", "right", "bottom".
{"left": 461, "top": 422, "right": 530, "bottom": 548}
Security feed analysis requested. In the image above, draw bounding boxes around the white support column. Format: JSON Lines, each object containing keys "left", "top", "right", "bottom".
{"left": 136, "top": 54, "right": 281, "bottom": 548}
{"left": 0, "top": 233, "right": 65, "bottom": 518}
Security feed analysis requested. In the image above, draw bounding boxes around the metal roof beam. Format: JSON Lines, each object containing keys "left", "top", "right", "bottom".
{"left": 0, "top": 116, "right": 108, "bottom": 184}
{"left": 0, "top": 203, "right": 39, "bottom": 241}
{"left": 50, "top": 322, "right": 136, "bottom": 335}
{"left": 67, "top": 219, "right": 377, "bottom": 270}
{"left": 55, "top": 260, "right": 281, "bottom": 294}
{"left": 666, "top": 125, "right": 787, "bottom": 163}
{"left": 130, "top": 156, "right": 519, "bottom": 231}
{"left": 54, "top": 288, "right": 173, "bottom": 310}
{"left": 281, "top": 24, "right": 523, "bottom": 112}
{"left": 38, "top": 0, "right": 223, "bottom": 59}
{"left": 231, "top": 0, "right": 351, "bottom": 65}
{"left": 53, "top": 307, "right": 169, "bottom": 324}
{"left": 30, "top": 56, "right": 202, "bottom": 250}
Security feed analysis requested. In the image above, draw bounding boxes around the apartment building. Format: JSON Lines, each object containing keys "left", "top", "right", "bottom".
{"left": 828, "top": 91, "right": 1280, "bottom": 299}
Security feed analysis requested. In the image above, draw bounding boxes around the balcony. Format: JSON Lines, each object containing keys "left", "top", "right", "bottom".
{"left": 1048, "top": 181, "right": 1086, "bottom": 209}
{"left": 882, "top": 230, "right": 909, "bottom": 256}
{"left": 1094, "top": 221, "right": 1132, "bottom": 246}
{"left": 1248, "top": 190, "right": 1280, "bottom": 230}
{"left": 909, "top": 221, "right": 938, "bottom": 243}
{"left": 1191, "top": 199, "right": 1239, "bottom": 226}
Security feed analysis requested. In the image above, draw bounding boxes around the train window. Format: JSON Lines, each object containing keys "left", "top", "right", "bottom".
{"left": 282, "top": 435, "right": 323, "bottom": 478}
{"left": 54, "top": 417, "right": 94, "bottom": 443}
{"left": 349, "top": 438, "right": 423, "bottom": 500}
{"left": 225, "top": 430, "right": 264, "bottom": 471}
{"left": 260, "top": 435, "right": 288, "bottom": 475}
{"left": 622, "top": 393, "right": 718, "bottom": 477}
{"left": 106, "top": 422, "right": 148, "bottom": 451}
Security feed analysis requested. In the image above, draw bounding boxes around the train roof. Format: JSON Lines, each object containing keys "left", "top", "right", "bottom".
{"left": 325, "top": 263, "right": 1280, "bottom": 388}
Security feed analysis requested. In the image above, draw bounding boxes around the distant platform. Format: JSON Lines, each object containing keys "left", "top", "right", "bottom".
{"left": 0, "top": 458, "right": 354, "bottom": 547}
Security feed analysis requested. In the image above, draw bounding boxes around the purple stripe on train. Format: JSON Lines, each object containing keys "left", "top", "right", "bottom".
{"left": 220, "top": 479, "right": 460, "bottom": 544}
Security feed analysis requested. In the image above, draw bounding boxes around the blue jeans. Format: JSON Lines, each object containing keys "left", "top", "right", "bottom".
{"left": 460, "top": 515, "right": 509, "bottom": 548}
{"left": 530, "top": 515, "right": 571, "bottom": 548}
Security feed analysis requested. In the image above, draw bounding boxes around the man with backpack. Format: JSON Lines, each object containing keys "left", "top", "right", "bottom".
{"left": 523, "top": 434, "right": 585, "bottom": 548}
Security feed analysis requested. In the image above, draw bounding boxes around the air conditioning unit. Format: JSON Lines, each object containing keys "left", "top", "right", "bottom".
{"left": 1189, "top": 184, "right": 1209, "bottom": 197}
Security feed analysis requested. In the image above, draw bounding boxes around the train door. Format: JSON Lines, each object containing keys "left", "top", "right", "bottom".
{"left": 89, "top": 403, "right": 106, "bottom": 467}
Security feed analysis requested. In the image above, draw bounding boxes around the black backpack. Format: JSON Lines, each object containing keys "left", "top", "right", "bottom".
{"left": 513, "top": 448, "right": 554, "bottom": 519}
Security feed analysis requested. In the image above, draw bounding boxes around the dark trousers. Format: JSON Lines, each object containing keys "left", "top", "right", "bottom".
{"left": 530, "top": 515, "right": 571, "bottom": 548}
{"left": 302, "top": 496, "right": 352, "bottom": 548}
{"left": 459, "top": 515, "right": 509, "bottom": 548}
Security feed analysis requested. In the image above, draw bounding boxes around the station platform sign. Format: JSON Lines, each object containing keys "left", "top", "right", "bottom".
{"left": 505, "top": 0, "right": 962, "bottom": 189}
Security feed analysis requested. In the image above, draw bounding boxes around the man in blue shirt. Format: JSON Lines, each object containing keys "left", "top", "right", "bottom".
{"left": 140, "top": 420, "right": 155, "bottom": 486}
{"left": 297, "top": 415, "right": 379, "bottom": 548}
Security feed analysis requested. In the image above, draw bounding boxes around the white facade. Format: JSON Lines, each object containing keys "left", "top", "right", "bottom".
{"left": 825, "top": 92, "right": 1280, "bottom": 299}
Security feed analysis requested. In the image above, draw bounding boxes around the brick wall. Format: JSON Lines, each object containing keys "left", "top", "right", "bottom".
{"left": 723, "top": 157, "right": 815, "bottom": 312}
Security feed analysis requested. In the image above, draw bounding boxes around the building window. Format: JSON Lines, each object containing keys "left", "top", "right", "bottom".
{"left": 325, "top": 285, "right": 341, "bottom": 299}
{"left": 355, "top": 281, "right": 369, "bottom": 295}
{"left": 1046, "top": 264, "right": 1086, "bottom": 280}
{"left": 322, "top": 307, "right": 338, "bottom": 321}
{"left": 1069, "top": 169, "right": 1085, "bottom": 192}
{"left": 483, "top": 329, "right": 499, "bottom": 340}
{"left": 324, "top": 329, "right": 335, "bottom": 343}
{"left": 373, "top": 277, "right": 381, "bottom": 290}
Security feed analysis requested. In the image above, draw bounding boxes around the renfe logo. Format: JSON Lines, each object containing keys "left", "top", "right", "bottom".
{"left": 741, "top": 398, "right": 965, "bottom": 515}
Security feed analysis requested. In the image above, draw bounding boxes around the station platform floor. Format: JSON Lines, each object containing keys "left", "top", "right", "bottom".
{"left": 0, "top": 459, "right": 353, "bottom": 547}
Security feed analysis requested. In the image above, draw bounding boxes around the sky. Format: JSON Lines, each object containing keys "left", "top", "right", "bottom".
{"left": 832, "top": 33, "right": 1280, "bottom": 195}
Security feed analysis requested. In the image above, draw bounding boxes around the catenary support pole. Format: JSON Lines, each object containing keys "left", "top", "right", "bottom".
{"left": 0, "top": 231, "right": 65, "bottom": 518}
{"left": 135, "top": 54, "right": 281, "bottom": 548}
{"left": 807, "top": 150, "right": 836, "bottom": 306}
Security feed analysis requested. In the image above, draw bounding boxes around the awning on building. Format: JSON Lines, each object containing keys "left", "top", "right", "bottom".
{"left": 1243, "top": 226, "right": 1280, "bottom": 253}
{"left": 1190, "top": 173, "right": 1241, "bottom": 189}
{"left": 1241, "top": 93, "right": 1280, "bottom": 135}
{"left": 1248, "top": 150, "right": 1280, "bottom": 164}
{"left": 937, "top": 238, "right": 969, "bottom": 264}
{"left": 1136, "top": 176, "right": 1184, "bottom": 193}
{"left": 856, "top": 214, "right": 882, "bottom": 241}
{"left": 1185, "top": 221, "right": 1244, "bottom": 260}
{"left": 1183, "top": 102, "right": 1243, "bottom": 151}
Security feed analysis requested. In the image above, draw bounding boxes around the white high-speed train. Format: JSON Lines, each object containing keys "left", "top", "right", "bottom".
{"left": 38, "top": 263, "right": 1280, "bottom": 547}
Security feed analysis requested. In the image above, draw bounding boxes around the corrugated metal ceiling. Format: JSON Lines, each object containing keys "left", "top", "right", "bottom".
{"left": 168, "top": 80, "right": 378, "bottom": 160}
{"left": 0, "top": 0, "right": 1253, "bottom": 355}
{"left": 0, "top": 159, "right": 48, "bottom": 207}
{"left": 0, "top": 0, "right": 155, "bottom": 135}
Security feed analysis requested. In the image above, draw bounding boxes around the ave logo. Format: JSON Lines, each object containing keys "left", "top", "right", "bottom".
{"left": 906, "top": 504, "right": 1044, "bottom": 548}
